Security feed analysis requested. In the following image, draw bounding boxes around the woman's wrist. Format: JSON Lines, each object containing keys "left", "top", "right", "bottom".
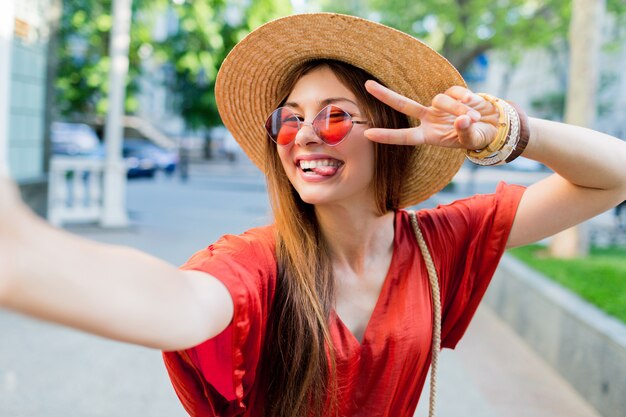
{"left": 503, "top": 101, "right": 530, "bottom": 163}
{"left": 517, "top": 117, "right": 551, "bottom": 165}
{"left": 465, "top": 95, "right": 530, "bottom": 166}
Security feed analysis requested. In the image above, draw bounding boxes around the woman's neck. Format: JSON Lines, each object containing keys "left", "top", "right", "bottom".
{"left": 314, "top": 202, "right": 395, "bottom": 275}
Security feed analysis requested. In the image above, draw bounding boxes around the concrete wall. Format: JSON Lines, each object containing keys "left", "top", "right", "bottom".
{"left": 484, "top": 255, "right": 626, "bottom": 417}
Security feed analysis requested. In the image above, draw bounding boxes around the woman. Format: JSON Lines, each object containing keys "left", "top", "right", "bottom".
{"left": 1, "top": 13, "right": 625, "bottom": 417}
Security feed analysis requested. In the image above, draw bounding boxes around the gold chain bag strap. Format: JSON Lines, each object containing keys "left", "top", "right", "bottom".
{"left": 409, "top": 210, "right": 442, "bottom": 417}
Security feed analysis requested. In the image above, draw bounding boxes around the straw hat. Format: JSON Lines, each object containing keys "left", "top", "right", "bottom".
{"left": 215, "top": 13, "right": 466, "bottom": 208}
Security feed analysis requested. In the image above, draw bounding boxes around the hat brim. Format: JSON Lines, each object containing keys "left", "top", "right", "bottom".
{"left": 216, "top": 13, "right": 466, "bottom": 208}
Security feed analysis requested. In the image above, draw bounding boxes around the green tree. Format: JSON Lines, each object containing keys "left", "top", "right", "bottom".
{"left": 55, "top": 0, "right": 291, "bottom": 131}
{"left": 55, "top": 0, "right": 154, "bottom": 119}
{"left": 319, "top": 0, "right": 624, "bottom": 76}
{"left": 154, "top": 0, "right": 292, "bottom": 130}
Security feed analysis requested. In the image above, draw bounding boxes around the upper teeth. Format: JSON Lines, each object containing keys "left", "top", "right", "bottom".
{"left": 300, "top": 159, "right": 340, "bottom": 169}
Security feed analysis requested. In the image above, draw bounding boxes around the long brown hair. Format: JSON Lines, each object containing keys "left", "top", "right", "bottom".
{"left": 262, "top": 60, "right": 413, "bottom": 417}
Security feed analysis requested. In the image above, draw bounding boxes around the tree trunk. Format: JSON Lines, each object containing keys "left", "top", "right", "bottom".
{"left": 549, "top": 0, "right": 605, "bottom": 258}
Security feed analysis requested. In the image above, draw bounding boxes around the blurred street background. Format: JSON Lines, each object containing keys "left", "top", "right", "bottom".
{"left": 1, "top": 0, "right": 625, "bottom": 416}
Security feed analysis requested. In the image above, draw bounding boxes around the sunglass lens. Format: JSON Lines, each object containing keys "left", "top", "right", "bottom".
{"left": 315, "top": 105, "right": 353, "bottom": 145}
{"left": 265, "top": 108, "right": 299, "bottom": 145}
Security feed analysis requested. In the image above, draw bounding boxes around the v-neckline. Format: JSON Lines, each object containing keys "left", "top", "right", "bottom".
{"left": 333, "top": 211, "right": 400, "bottom": 346}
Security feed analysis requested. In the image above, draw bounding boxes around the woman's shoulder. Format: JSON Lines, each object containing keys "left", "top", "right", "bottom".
{"left": 398, "top": 182, "right": 526, "bottom": 249}
{"left": 414, "top": 182, "right": 525, "bottom": 219}
{"left": 211, "top": 225, "right": 276, "bottom": 254}
{"left": 182, "top": 224, "right": 277, "bottom": 275}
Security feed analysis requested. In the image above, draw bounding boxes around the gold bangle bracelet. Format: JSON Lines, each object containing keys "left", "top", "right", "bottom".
{"left": 467, "top": 93, "right": 510, "bottom": 159}
{"left": 468, "top": 94, "right": 508, "bottom": 158}
{"left": 466, "top": 99, "right": 520, "bottom": 166}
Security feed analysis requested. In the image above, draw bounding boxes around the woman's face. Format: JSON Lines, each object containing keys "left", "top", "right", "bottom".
{"left": 276, "top": 66, "right": 375, "bottom": 208}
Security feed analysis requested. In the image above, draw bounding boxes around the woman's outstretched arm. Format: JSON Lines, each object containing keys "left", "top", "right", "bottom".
{"left": 0, "top": 177, "right": 233, "bottom": 351}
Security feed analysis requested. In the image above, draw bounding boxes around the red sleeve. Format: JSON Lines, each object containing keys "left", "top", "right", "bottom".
{"left": 162, "top": 226, "right": 276, "bottom": 417}
{"left": 417, "top": 182, "right": 525, "bottom": 349}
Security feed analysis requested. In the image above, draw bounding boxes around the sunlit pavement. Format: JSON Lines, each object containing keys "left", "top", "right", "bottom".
{"left": 0, "top": 158, "right": 605, "bottom": 416}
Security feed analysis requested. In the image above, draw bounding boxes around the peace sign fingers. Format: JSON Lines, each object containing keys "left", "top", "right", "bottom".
{"left": 364, "top": 80, "right": 430, "bottom": 120}
{"left": 364, "top": 126, "right": 427, "bottom": 146}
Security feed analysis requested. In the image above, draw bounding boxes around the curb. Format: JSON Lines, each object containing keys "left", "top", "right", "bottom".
{"left": 484, "top": 254, "right": 626, "bottom": 417}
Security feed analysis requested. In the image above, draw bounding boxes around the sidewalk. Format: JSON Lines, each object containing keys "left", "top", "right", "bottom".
{"left": 415, "top": 307, "right": 601, "bottom": 417}
{"left": 0, "top": 159, "right": 605, "bottom": 416}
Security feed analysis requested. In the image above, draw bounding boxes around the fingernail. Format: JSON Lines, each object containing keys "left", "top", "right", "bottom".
{"left": 458, "top": 117, "right": 470, "bottom": 129}
{"left": 364, "top": 129, "right": 379, "bottom": 140}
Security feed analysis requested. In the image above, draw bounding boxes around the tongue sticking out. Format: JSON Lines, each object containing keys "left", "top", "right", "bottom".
{"left": 311, "top": 166, "right": 339, "bottom": 176}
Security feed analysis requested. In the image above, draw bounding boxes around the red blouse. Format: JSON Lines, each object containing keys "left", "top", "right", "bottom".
{"left": 163, "top": 182, "right": 526, "bottom": 417}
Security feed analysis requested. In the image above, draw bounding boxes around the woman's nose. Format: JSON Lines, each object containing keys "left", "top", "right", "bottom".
{"left": 294, "top": 122, "right": 322, "bottom": 147}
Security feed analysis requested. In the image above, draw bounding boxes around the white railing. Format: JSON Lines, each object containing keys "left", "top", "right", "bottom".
{"left": 47, "top": 156, "right": 106, "bottom": 227}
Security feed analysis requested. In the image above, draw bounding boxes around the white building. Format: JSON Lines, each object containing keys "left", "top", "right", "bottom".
{"left": 0, "top": 0, "right": 55, "bottom": 215}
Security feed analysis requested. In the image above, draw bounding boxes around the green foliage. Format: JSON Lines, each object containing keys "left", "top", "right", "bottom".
{"left": 56, "top": 0, "right": 624, "bottom": 129}
{"left": 56, "top": 0, "right": 292, "bottom": 130}
{"left": 319, "top": 0, "right": 625, "bottom": 77}
{"left": 56, "top": 0, "right": 153, "bottom": 118}
{"left": 154, "top": 0, "right": 292, "bottom": 129}
{"left": 509, "top": 244, "right": 626, "bottom": 324}
{"left": 319, "top": 0, "right": 573, "bottom": 73}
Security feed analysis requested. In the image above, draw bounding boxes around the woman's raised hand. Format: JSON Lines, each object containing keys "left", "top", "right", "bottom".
{"left": 364, "top": 80, "right": 499, "bottom": 150}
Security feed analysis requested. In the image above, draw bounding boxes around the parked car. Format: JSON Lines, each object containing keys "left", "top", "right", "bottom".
{"left": 51, "top": 122, "right": 100, "bottom": 156}
{"left": 123, "top": 139, "right": 178, "bottom": 177}
{"left": 121, "top": 141, "right": 156, "bottom": 178}
{"left": 51, "top": 125, "right": 176, "bottom": 180}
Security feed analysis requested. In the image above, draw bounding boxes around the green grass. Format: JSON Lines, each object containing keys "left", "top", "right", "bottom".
{"left": 508, "top": 245, "right": 626, "bottom": 324}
